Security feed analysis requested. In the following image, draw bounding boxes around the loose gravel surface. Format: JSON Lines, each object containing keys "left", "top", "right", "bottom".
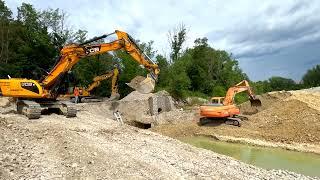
{"left": 0, "top": 101, "right": 313, "bottom": 179}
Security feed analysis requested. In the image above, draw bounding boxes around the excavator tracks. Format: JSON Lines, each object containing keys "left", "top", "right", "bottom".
{"left": 41, "top": 101, "right": 77, "bottom": 118}
{"left": 16, "top": 100, "right": 77, "bottom": 119}
{"left": 17, "top": 100, "right": 42, "bottom": 119}
{"left": 225, "top": 117, "right": 242, "bottom": 127}
{"left": 61, "top": 102, "right": 77, "bottom": 118}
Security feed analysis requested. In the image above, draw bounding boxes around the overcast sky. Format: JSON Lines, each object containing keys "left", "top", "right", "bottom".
{"left": 5, "top": 0, "right": 320, "bottom": 81}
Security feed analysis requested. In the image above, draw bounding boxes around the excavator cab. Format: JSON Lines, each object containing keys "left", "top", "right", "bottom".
{"left": 210, "top": 97, "right": 224, "bottom": 106}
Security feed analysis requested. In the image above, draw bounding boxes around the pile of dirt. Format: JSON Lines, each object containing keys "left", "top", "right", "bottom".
{"left": 248, "top": 99, "right": 320, "bottom": 144}
{"left": 239, "top": 91, "right": 292, "bottom": 115}
{"left": 0, "top": 97, "right": 11, "bottom": 108}
{"left": 289, "top": 89, "right": 320, "bottom": 112}
{"left": 153, "top": 89, "right": 320, "bottom": 146}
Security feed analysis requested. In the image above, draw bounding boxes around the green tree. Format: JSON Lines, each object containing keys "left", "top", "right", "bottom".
{"left": 168, "top": 23, "right": 187, "bottom": 62}
{"left": 0, "top": 0, "right": 12, "bottom": 64}
{"left": 268, "top": 76, "right": 297, "bottom": 91}
{"left": 166, "top": 57, "right": 191, "bottom": 97}
{"left": 186, "top": 37, "right": 247, "bottom": 95}
{"left": 302, "top": 64, "right": 320, "bottom": 88}
{"left": 252, "top": 80, "right": 272, "bottom": 94}
{"left": 40, "top": 8, "right": 73, "bottom": 49}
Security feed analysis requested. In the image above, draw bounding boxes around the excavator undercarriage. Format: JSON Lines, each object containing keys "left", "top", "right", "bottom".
{"left": 16, "top": 99, "right": 76, "bottom": 119}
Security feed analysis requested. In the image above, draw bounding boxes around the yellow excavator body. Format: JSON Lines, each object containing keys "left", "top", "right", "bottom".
{"left": 0, "top": 79, "right": 46, "bottom": 98}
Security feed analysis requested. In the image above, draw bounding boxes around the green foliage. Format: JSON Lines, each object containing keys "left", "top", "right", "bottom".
{"left": 158, "top": 36, "right": 248, "bottom": 99}
{"left": 168, "top": 23, "right": 187, "bottom": 62}
{"left": 0, "top": 0, "right": 12, "bottom": 21}
{"left": 268, "top": 76, "right": 298, "bottom": 91}
{"left": 211, "top": 86, "right": 226, "bottom": 97}
{"left": 234, "top": 93, "right": 249, "bottom": 104}
{"left": 252, "top": 80, "right": 272, "bottom": 94}
{"left": 0, "top": 2, "right": 57, "bottom": 79}
{"left": 251, "top": 77, "right": 299, "bottom": 94}
{"left": 166, "top": 60, "right": 191, "bottom": 98}
{"left": 302, "top": 64, "right": 320, "bottom": 88}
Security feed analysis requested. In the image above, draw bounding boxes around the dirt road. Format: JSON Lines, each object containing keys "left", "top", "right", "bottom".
{"left": 0, "top": 102, "right": 311, "bottom": 179}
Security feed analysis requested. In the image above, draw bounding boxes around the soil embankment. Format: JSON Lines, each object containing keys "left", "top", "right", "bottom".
{"left": 152, "top": 89, "right": 320, "bottom": 154}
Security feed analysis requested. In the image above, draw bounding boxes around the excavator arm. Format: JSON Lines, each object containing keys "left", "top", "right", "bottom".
{"left": 86, "top": 70, "right": 114, "bottom": 92}
{"left": 223, "top": 80, "right": 261, "bottom": 106}
{"left": 40, "top": 30, "right": 159, "bottom": 95}
{"left": 86, "top": 66, "right": 120, "bottom": 98}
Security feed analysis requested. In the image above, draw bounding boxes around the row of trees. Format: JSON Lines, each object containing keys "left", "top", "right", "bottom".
{"left": 0, "top": 1, "right": 319, "bottom": 101}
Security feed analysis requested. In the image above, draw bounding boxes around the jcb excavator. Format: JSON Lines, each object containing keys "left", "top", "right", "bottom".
{"left": 61, "top": 66, "right": 121, "bottom": 102}
{"left": 0, "top": 30, "right": 160, "bottom": 119}
{"left": 199, "top": 80, "right": 261, "bottom": 126}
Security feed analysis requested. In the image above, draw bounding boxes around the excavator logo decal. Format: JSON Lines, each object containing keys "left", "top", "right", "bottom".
{"left": 85, "top": 46, "right": 101, "bottom": 55}
{"left": 20, "top": 82, "right": 39, "bottom": 94}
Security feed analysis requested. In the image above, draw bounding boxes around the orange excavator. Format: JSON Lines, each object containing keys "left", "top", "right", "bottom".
{"left": 0, "top": 30, "right": 160, "bottom": 119}
{"left": 199, "top": 80, "right": 261, "bottom": 126}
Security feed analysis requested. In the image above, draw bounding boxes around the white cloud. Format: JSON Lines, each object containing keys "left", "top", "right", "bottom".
{"left": 5, "top": 0, "right": 320, "bottom": 80}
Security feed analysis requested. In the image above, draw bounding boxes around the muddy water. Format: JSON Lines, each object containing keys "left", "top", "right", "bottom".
{"left": 180, "top": 136, "right": 320, "bottom": 177}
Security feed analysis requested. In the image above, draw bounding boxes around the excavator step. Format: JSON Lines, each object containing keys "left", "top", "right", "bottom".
{"left": 113, "top": 111, "right": 123, "bottom": 124}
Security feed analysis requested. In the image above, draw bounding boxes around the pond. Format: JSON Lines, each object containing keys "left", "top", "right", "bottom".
{"left": 180, "top": 136, "right": 320, "bottom": 177}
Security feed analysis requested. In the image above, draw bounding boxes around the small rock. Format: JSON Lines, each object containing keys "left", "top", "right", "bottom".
{"left": 9, "top": 166, "right": 14, "bottom": 172}
{"left": 71, "top": 163, "right": 78, "bottom": 168}
{"left": 88, "top": 160, "right": 94, "bottom": 164}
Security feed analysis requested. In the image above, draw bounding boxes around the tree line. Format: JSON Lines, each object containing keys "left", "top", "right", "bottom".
{"left": 0, "top": 1, "right": 319, "bottom": 101}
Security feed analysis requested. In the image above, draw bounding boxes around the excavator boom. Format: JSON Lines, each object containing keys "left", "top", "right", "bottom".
{"left": 223, "top": 80, "right": 261, "bottom": 107}
{"left": 40, "top": 30, "right": 159, "bottom": 94}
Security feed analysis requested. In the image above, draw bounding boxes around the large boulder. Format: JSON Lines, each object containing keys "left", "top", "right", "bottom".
{"left": 0, "top": 97, "right": 11, "bottom": 108}
{"left": 112, "top": 90, "right": 176, "bottom": 125}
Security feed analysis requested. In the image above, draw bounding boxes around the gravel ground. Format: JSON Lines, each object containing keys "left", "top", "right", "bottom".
{"left": 0, "top": 102, "right": 314, "bottom": 179}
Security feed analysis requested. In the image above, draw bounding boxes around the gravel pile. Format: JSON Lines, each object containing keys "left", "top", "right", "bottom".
{"left": 0, "top": 101, "right": 312, "bottom": 179}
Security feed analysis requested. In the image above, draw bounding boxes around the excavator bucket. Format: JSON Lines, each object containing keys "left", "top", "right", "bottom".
{"left": 126, "top": 75, "right": 155, "bottom": 94}
{"left": 250, "top": 98, "right": 262, "bottom": 107}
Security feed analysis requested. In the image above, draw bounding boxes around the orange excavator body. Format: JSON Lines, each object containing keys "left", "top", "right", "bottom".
{"left": 199, "top": 80, "right": 261, "bottom": 126}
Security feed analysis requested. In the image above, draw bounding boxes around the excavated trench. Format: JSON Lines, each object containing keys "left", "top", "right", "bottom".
{"left": 127, "top": 121, "right": 152, "bottom": 129}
